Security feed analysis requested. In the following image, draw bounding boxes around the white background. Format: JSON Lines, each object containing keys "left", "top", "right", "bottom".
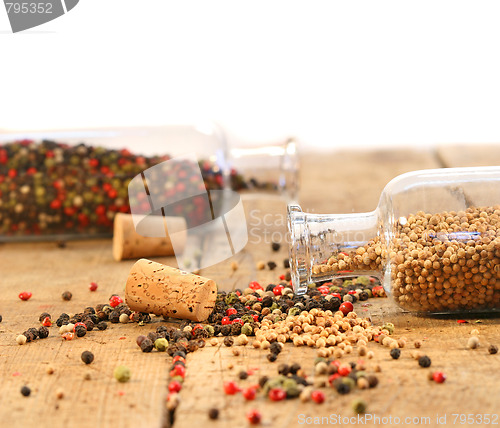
{"left": 1, "top": 1, "right": 500, "bottom": 150}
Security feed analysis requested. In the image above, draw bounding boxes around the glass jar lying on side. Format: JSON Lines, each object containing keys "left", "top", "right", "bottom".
{"left": 288, "top": 166, "right": 500, "bottom": 314}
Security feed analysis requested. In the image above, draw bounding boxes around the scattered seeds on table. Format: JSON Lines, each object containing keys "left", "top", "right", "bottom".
{"left": 81, "top": 351, "right": 94, "bottom": 365}
{"left": 55, "top": 388, "right": 64, "bottom": 399}
{"left": 390, "top": 348, "right": 401, "bottom": 359}
{"left": 467, "top": 336, "right": 480, "bottom": 349}
{"left": 418, "top": 356, "right": 432, "bottom": 368}
{"left": 488, "top": 344, "right": 498, "bottom": 354}
{"left": 20, "top": 386, "right": 31, "bottom": 397}
{"left": 114, "top": 365, "right": 131, "bottom": 383}
{"left": 238, "top": 370, "right": 249, "bottom": 380}
{"left": 271, "top": 242, "right": 281, "bottom": 252}
{"left": 61, "top": 291, "right": 72, "bottom": 301}
{"left": 208, "top": 408, "right": 219, "bottom": 420}
{"left": 352, "top": 398, "right": 367, "bottom": 414}
{"left": 414, "top": 340, "right": 422, "bottom": 348}
{"left": 267, "top": 261, "right": 277, "bottom": 270}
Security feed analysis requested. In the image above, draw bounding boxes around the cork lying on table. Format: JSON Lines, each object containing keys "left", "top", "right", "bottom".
{"left": 125, "top": 258, "right": 217, "bottom": 322}
{"left": 113, "top": 213, "right": 187, "bottom": 261}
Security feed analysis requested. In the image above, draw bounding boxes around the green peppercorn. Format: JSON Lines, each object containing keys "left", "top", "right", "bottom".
{"left": 241, "top": 323, "right": 253, "bottom": 336}
{"left": 114, "top": 365, "right": 131, "bottom": 383}
{"left": 352, "top": 398, "right": 367, "bottom": 414}
{"left": 154, "top": 338, "right": 169, "bottom": 352}
{"left": 203, "top": 325, "right": 215, "bottom": 337}
{"left": 81, "top": 351, "right": 94, "bottom": 364}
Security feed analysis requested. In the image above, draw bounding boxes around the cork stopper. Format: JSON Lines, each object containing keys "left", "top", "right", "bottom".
{"left": 113, "top": 213, "right": 187, "bottom": 261}
{"left": 125, "top": 259, "right": 217, "bottom": 322}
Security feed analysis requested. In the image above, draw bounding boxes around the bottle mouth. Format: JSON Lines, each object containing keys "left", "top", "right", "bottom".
{"left": 287, "top": 204, "right": 310, "bottom": 295}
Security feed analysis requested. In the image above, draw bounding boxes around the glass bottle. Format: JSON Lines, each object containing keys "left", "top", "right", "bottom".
{"left": 288, "top": 166, "right": 500, "bottom": 314}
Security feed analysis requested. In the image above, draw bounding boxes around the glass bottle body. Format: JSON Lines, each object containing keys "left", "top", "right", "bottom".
{"left": 288, "top": 166, "right": 500, "bottom": 314}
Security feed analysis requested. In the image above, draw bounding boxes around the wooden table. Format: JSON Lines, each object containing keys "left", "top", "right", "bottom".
{"left": 1, "top": 145, "right": 499, "bottom": 428}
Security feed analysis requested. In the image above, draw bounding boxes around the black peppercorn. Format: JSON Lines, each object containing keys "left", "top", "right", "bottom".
{"left": 75, "top": 325, "right": 87, "bottom": 337}
{"left": 109, "top": 311, "right": 120, "bottom": 323}
{"left": 285, "top": 271, "right": 291, "bottom": 281}
{"left": 335, "top": 382, "right": 351, "bottom": 394}
{"left": 148, "top": 332, "right": 159, "bottom": 343}
{"left": 196, "top": 339, "right": 206, "bottom": 348}
{"left": 258, "top": 375, "right": 269, "bottom": 388}
{"left": 270, "top": 342, "right": 282, "bottom": 355}
{"left": 390, "top": 348, "right": 401, "bottom": 359}
{"left": 0, "top": 315, "right": 2, "bottom": 322}
{"left": 267, "top": 261, "right": 277, "bottom": 270}
{"left": 223, "top": 337, "right": 234, "bottom": 347}
{"left": 81, "top": 351, "right": 94, "bottom": 364}
{"left": 84, "top": 307, "right": 96, "bottom": 315}
{"left": 27, "top": 327, "right": 39, "bottom": 339}
{"left": 267, "top": 353, "right": 277, "bottom": 362}
{"left": 238, "top": 370, "right": 248, "bottom": 380}
{"left": 20, "top": 386, "right": 31, "bottom": 397}
{"left": 488, "top": 344, "right": 498, "bottom": 354}
{"left": 187, "top": 341, "right": 198, "bottom": 353}
{"left": 271, "top": 242, "right": 281, "bottom": 252}
{"left": 173, "top": 350, "right": 187, "bottom": 359}
{"left": 62, "top": 291, "right": 72, "bottom": 301}
{"left": 96, "top": 321, "right": 108, "bottom": 330}
{"left": 230, "top": 323, "right": 241, "bottom": 336}
{"left": 38, "top": 326, "right": 49, "bottom": 339}
{"left": 283, "top": 258, "right": 290, "bottom": 268}
{"left": 289, "top": 363, "right": 301, "bottom": 375}
{"left": 38, "top": 312, "right": 51, "bottom": 323}
{"left": 208, "top": 408, "right": 219, "bottom": 420}
{"left": 140, "top": 338, "right": 154, "bottom": 353}
{"left": 83, "top": 319, "right": 94, "bottom": 331}
{"left": 367, "top": 375, "right": 379, "bottom": 388}
{"left": 418, "top": 356, "right": 431, "bottom": 368}
{"left": 277, "top": 364, "right": 290, "bottom": 375}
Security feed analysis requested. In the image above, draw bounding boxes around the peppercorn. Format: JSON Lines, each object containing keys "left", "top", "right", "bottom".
{"left": 488, "top": 344, "right": 498, "bottom": 354}
{"left": 20, "top": 386, "right": 31, "bottom": 397}
{"left": 223, "top": 337, "right": 234, "bottom": 347}
{"left": 62, "top": 291, "right": 72, "bottom": 301}
{"left": 432, "top": 371, "right": 446, "bottom": 383}
{"left": 114, "top": 365, "right": 131, "bottom": 382}
{"left": 267, "top": 261, "right": 277, "bottom": 270}
{"left": 311, "top": 390, "right": 325, "bottom": 404}
{"left": 271, "top": 242, "right": 281, "bottom": 252}
{"left": 467, "top": 336, "right": 480, "bottom": 349}
{"left": 140, "top": 338, "right": 154, "bottom": 353}
{"left": 16, "top": 334, "right": 27, "bottom": 345}
{"left": 38, "top": 326, "right": 49, "bottom": 339}
{"left": 39, "top": 312, "right": 51, "bottom": 323}
{"left": 352, "top": 398, "right": 367, "bottom": 414}
{"left": 0, "top": 315, "right": 2, "bottom": 322}
{"left": 367, "top": 375, "right": 379, "bottom": 388}
{"left": 230, "top": 323, "right": 242, "bottom": 336}
{"left": 109, "top": 311, "right": 120, "bottom": 323}
{"left": 418, "top": 356, "right": 432, "bottom": 368}
{"left": 278, "top": 364, "right": 290, "bottom": 376}
{"left": 283, "top": 258, "right": 290, "bottom": 268}
{"left": 119, "top": 313, "right": 129, "bottom": 324}
{"left": 96, "top": 321, "right": 108, "bottom": 330}
{"left": 267, "top": 353, "right": 277, "bottom": 362}
{"left": 154, "top": 338, "right": 169, "bottom": 352}
{"left": 238, "top": 370, "right": 249, "bottom": 380}
{"left": 256, "top": 260, "right": 266, "bottom": 270}
{"left": 81, "top": 351, "right": 94, "bottom": 364}
{"left": 75, "top": 325, "right": 87, "bottom": 337}
{"left": 270, "top": 342, "right": 282, "bottom": 355}
{"left": 208, "top": 408, "right": 219, "bottom": 420}
{"left": 335, "top": 381, "right": 350, "bottom": 394}
{"left": 390, "top": 348, "right": 401, "bottom": 359}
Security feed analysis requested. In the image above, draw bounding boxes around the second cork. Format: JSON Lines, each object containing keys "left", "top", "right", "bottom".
{"left": 125, "top": 259, "right": 217, "bottom": 322}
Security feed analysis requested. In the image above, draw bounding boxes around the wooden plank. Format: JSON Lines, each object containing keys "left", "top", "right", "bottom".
{"left": 436, "top": 143, "right": 500, "bottom": 168}
{"left": 1, "top": 148, "right": 499, "bottom": 428}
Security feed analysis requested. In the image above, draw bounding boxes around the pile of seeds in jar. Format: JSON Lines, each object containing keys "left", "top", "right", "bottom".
{"left": 0, "top": 139, "right": 259, "bottom": 238}
{"left": 313, "top": 206, "right": 500, "bottom": 313}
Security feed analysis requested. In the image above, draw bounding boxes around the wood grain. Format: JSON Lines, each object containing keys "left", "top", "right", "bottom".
{"left": 0, "top": 147, "right": 499, "bottom": 428}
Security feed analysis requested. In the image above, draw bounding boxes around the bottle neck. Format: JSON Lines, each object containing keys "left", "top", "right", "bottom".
{"left": 288, "top": 204, "right": 381, "bottom": 295}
